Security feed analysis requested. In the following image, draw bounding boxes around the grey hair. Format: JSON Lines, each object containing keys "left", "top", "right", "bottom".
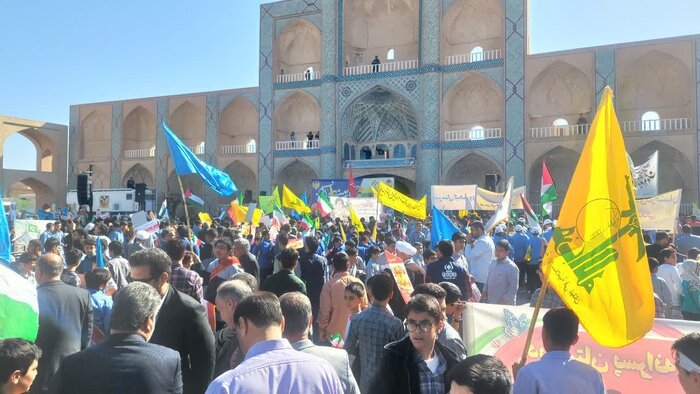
{"left": 231, "top": 272, "right": 258, "bottom": 291}
{"left": 216, "top": 279, "right": 252, "bottom": 303}
{"left": 279, "top": 292, "right": 312, "bottom": 334}
{"left": 110, "top": 282, "right": 162, "bottom": 331}
{"left": 233, "top": 238, "right": 251, "bottom": 253}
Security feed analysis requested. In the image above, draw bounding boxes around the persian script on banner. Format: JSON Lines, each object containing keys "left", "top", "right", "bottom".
{"left": 463, "top": 303, "right": 694, "bottom": 394}
{"left": 636, "top": 189, "right": 682, "bottom": 232}
{"left": 475, "top": 187, "right": 526, "bottom": 210}
{"left": 431, "top": 185, "right": 477, "bottom": 210}
{"left": 633, "top": 151, "right": 659, "bottom": 198}
{"left": 328, "top": 197, "right": 381, "bottom": 221}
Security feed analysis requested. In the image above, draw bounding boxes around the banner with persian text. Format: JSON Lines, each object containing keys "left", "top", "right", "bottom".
{"left": 636, "top": 189, "right": 682, "bottom": 232}
{"left": 463, "top": 303, "right": 696, "bottom": 393}
{"left": 475, "top": 186, "right": 526, "bottom": 210}
{"left": 431, "top": 185, "right": 478, "bottom": 210}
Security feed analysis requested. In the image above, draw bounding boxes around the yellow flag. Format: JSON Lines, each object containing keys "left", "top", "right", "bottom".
{"left": 339, "top": 222, "right": 347, "bottom": 242}
{"left": 198, "top": 212, "right": 213, "bottom": 225}
{"left": 541, "top": 87, "right": 654, "bottom": 347}
{"left": 349, "top": 205, "right": 365, "bottom": 232}
{"left": 281, "top": 185, "right": 311, "bottom": 214}
{"left": 375, "top": 182, "right": 426, "bottom": 219}
{"left": 371, "top": 221, "right": 377, "bottom": 242}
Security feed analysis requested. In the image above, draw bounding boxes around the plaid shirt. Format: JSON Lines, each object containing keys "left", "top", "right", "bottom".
{"left": 415, "top": 347, "right": 447, "bottom": 394}
{"left": 170, "top": 263, "right": 203, "bottom": 303}
{"left": 529, "top": 287, "right": 566, "bottom": 309}
{"left": 344, "top": 304, "right": 404, "bottom": 393}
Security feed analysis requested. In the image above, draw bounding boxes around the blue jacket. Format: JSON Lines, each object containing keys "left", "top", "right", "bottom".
{"left": 509, "top": 232, "right": 530, "bottom": 262}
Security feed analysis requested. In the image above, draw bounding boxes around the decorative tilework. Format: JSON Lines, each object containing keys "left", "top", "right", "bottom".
{"left": 504, "top": 0, "right": 525, "bottom": 186}
{"left": 321, "top": 0, "right": 337, "bottom": 76}
{"left": 110, "top": 103, "right": 123, "bottom": 188}
{"left": 155, "top": 98, "right": 169, "bottom": 203}
{"left": 429, "top": 139, "right": 504, "bottom": 150}
{"left": 274, "top": 79, "right": 323, "bottom": 90}
{"left": 421, "top": 0, "right": 441, "bottom": 66}
{"left": 337, "top": 76, "right": 421, "bottom": 120}
{"left": 695, "top": 38, "right": 700, "bottom": 202}
{"left": 204, "top": 94, "right": 221, "bottom": 212}
{"left": 417, "top": 69, "right": 440, "bottom": 197}
{"left": 274, "top": 148, "right": 321, "bottom": 157}
{"left": 595, "top": 48, "right": 616, "bottom": 105}
{"left": 320, "top": 81, "right": 337, "bottom": 177}
{"left": 68, "top": 106, "right": 79, "bottom": 187}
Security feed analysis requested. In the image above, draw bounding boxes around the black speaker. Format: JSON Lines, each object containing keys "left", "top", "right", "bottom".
{"left": 77, "top": 174, "right": 90, "bottom": 206}
{"left": 243, "top": 190, "right": 253, "bottom": 204}
{"left": 134, "top": 183, "right": 147, "bottom": 208}
{"left": 485, "top": 174, "right": 501, "bottom": 192}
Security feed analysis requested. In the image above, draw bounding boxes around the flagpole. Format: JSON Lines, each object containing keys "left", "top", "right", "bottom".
{"left": 176, "top": 174, "right": 194, "bottom": 252}
{"left": 519, "top": 262, "right": 552, "bottom": 366}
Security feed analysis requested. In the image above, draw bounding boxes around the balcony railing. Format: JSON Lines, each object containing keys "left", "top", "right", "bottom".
{"left": 275, "top": 140, "right": 320, "bottom": 151}
{"left": 220, "top": 144, "right": 256, "bottom": 155}
{"left": 276, "top": 70, "right": 322, "bottom": 84}
{"left": 621, "top": 117, "right": 691, "bottom": 133}
{"left": 344, "top": 59, "right": 419, "bottom": 76}
{"left": 188, "top": 144, "right": 205, "bottom": 155}
{"left": 444, "top": 49, "right": 503, "bottom": 66}
{"left": 530, "top": 124, "right": 590, "bottom": 139}
{"left": 444, "top": 128, "right": 502, "bottom": 141}
{"left": 343, "top": 158, "right": 416, "bottom": 169}
{"left": 124, "top": 147, "right": 156, "bottom": 159}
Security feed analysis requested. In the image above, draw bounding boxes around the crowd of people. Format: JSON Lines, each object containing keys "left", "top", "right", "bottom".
{"left": 1, "top": 207, "right": 699, "bottom": 393}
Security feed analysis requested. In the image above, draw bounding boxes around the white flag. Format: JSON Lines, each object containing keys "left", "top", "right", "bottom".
{"left": 485, "top": 177, "right": 514, "bottom": 233}
{"left": 632, "top": 151, "right": 658, "bottom": 198}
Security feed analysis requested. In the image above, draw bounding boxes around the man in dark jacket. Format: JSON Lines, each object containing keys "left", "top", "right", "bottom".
{"left": 129, "top": 248, "right": 215, "bottom": 394}
{"left": 261, "top": 248, "right": 307, "bottom": 297}
{"left": 233, "top": 238, "right": 259, "bottom": 283}
{"left": 298, "top": 236, "right": 328, "bottom": 329}
{"left": 34, "top": 253, "right": 93, "bottom": 393}
{"left": 370, "top": 294, "right": 459, "bottom": 394}
{"left": 52, "top": 282, "right": 183, "bottom": 393}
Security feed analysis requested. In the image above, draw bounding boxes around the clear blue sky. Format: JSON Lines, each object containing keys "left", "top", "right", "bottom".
{"left": 1, "top": 0, "right": 699, "bottom": 170}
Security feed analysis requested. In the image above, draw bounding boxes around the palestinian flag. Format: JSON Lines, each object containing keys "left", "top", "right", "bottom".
{"left": 520, "top": 194, "right": 540, "bottom": 231}
{"left": 540, "top": 161, "right": 557, "bottom": 219}
{"left": 317, "top": 191, "right": 334, "bottom": 217}
{"left": 0, "top": 265, "right": 39, "bottom": 341}
{"left": 185, "top": 189, "right": 204, "bottom": 207}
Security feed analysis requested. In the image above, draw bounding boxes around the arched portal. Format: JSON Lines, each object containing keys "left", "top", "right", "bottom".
{"left": 343, "top": 86, "right": 418, "bottom": 143}
{"left": 528, "top": 61, "right": 593, "bottom": 127}
{"left": 122, "top": 164, "right": 154, "bottom": 187}
{"left": 81, "top": 109, "right": 111, "bottom": 159}
{"left": 3, "top": 133, "right": 38, "bottom": 171}
{"left": 169, "top": 101, "right": 205, "bottom": 148}
{"left": 528, "top": 146, "right": 580, "bottom": 212}
{"left": 8, "top": 178, "right": 55, "bottom": 211}
{"left": 444, "top": 152, "right": 503, "bottom": 189}
{"left": 123, "top": 106, "right": 156, "bottom": 152}
{"left": 221, "top": 161, "right": 258, "bottom": 204}
{"left": 219, "top": 97, "right": 259, "bottom": 148}
{"left": 273, "top": 91, "right": 320, "bottom": 143}
{"left": 442, "top": 72, "right": 503, "bottom": 133}
{"left": 630, "top": 141, "right": 695, "bottom": 203}
{"left": 441, "top": 0, "right": 502, "bottom": 61}
{"left": 275, "top": 19, "right": 322, "bottom": 77}
{"left": 275, "top": 160, "right": 318, "bottom": 197}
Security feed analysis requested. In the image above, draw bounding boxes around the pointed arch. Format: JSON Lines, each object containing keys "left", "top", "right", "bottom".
{"left": 442, "top": 72, "right": 503, "bottom": 133}
{"left": 528, "top": 61, "right": 593, "bottom": 123}
{"left": 167, "top": 171, "right": 205, "bottom": 202}
{"left": 275, "top": 160, "right": 318, "bottom": 197}
{"left": 443, "top": 151, "right": 503, "bottom": 188}
{"left": 273, "top": 90, "right": 320, "bottom": 143}
{"left": 8, "top": 177, "right": 55, "bottom": 210}
{"left": 123, "top": 106, "right": 156, "bottom": 152}
{"left": 630, "top": 140, "right": 695, "bottom": 202}
{"left": 528, "top": 146, "right": 580, "bottom": 209}
{"left": 169, "top": 101, "right": 205, "bottom": 147}
{"left": 275, "top": 19, "right": 322, "bottom": 76}
{"left": 219, "top": 97, "right": 259, "bottom": 147}
{"left": 342, "top": 86, "right": 418, "bottom": 143}
{"left": 81, "top": 109, "right": 111, "bottom": 158}
{"left": 221, "top": 161, "right": 258, "bottom": 203}
{"left": 441, "top": 0, "right": 502, "bottom": 61}
{"left": 3, "top": 132, "right": 38, "bottom": 171}
{"left": 122, "top": 164, "right": 154, "bottom": 187}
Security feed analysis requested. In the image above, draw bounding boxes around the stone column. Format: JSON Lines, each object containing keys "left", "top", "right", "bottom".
{"left": 155, "top": 98, "right": 169, "bottom": 204}
{"left": 595, "top": 47, "right": 616, "bottom": 105}
{"left": 258, "top": 11, "right": 274, "bottom": 194}
{"left": 416, "top": 0, "right": 441, "bottom": 198}
{"left": 67, "top": 106, "right": 80, "bottom": 189}
{"left": 504, "top": 0, "right": 526, "bottom": 186}
{"left": 320, "top": 0, "right": 339, "bottom": 178}
{"left": 203, "top": 94, "right": 221, "bottom": 212}
{"left": 110, "top": 103, "right": 123, "bottom": 188}
{"left": 695, "top": 39, "right": 700, "bottom": 202}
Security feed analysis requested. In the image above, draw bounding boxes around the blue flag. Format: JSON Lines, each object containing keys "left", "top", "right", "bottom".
{"left": 430, "top": 205, "right": 459, "bottom": 248}
{"left": 96, "top": 239, "right": 105, "bottom": 268}
{"left": 0, "top": 196, "right": 11, "bottom": 266}
{"left": 162, "top": 122, "right": 237, "bottom": 196}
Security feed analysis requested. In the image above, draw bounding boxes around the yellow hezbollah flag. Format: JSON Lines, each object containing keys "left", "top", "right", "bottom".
{"left": 229, "top": 202, "right": 263, "bottom": 224}
{"left": 349, "top": 205, "right": 365, "bottom": 232}
{"left": 281, "top": 185, "right": 311, "bottom": 214}
{"left": 541, "top": 87, "right": 654, "bottom": 347}
{"left": 198, "top": 212, "right": 213, "bottom": 225}
{"left": 375, "top": 182, "right": 427, "bottom": 219}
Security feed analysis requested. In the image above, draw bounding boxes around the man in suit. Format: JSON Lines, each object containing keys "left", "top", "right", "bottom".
{"left": 281, "top": 292, "right": 360, "bottom": 394}
{"left": 232, "top": 238, "right": 259, "bottom": 283}
{"left": 261, "top": 248, "right": 307, "bottom": 297}
{"left": 52, "top": 282, "right": 183, "bottom": 393}
{"left": 33, "top": 253, "right": 92, "bottom": 393}
{"left": 129, "top": 248, "right": 215, "bottom": 394}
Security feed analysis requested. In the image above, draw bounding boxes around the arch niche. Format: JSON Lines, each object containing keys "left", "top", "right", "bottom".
{"left": 275, "top": 160, "right": 318, "bottom": 197}
{"left": 528, "top": 146, "right": 580, "bottom": 211}
{"left": 220, "top": 161, "right": 258, "bottom": 204}
{"left": 441, "top": 0, "right": 503, "bottom": 61}
{"left": 273, "top": 91, "right": 320, "bottom": 143}
{"left": 528, "top": 61, "right": 593, "bottom": 127}
{"left": 122, "top": 106, "right": 156, "bottom": 152}
{"left": 219, "top": 97, "right": 259, "bottom": 148}
{"left": 169, "top": 101, "right": 205, "bottom": 148}
{"left": 630, "top": 141, "right": 695, "bottom": 203}
{"left": 81, "top": 109, "right": 111, "bottom": 159}
{"left": 8, "top": 178, "right": 55, "bottom": 210}
{"left": 275, "top": 19, "right": 322, "bottom": 77}
{"left": 122, "top": 164, "right": 154, "bottom": 187}
{"left": 3, "top": 133, "right": 38, "bottom": 171}
{"left": 442, "top": 72, "right": 503, "bottom": 133}
{"left": 444, "top": 152, "right": 503, "bottom": 189}
{"left": 343, "top": 86, "right": 418, "bottom": 144}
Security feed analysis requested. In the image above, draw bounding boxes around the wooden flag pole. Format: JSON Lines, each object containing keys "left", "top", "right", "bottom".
{"left": 176, "top": 174, "right": 194, "bottom": 252}
{"left": 519, "top": 262, "right": 553, "bottom": 366}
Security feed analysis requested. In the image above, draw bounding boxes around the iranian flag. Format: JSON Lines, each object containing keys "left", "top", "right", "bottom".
{"left": 0, "top": 264, "right": 39, "bottom": 341}
{"left": 540, "top": 161, "right": 557, "bottom": 219}
{"left": 185, "top": 189, "right": 204, "bottom": 207}
{"left": 317, "top": 191, "right": 334, "bottom": 217}
{"left": 520, "top": 194, "right": 541, "bottom": 231}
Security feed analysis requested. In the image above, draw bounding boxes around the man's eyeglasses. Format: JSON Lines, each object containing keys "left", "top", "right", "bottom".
{"left": 127, "top": 275, "right": 156, "bottom": 284}
{"left": 404, "top": 320, "right": 435, "bottom": 333}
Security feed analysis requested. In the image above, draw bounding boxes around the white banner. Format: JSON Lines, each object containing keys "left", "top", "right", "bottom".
{"left": 633, "top": 151, "right": 659, "bottom": 198}
{"left": 13, "top": 220, "right": 54, "bottom": 241}
{"left": 431, "top": 185, "right": 477, "bottom": 210}
{"left": 463, "top": 303, "right": 697, "bottom": 394}
{"left": 636, "top": 189, "right": 682, "bottom": 232}
{"left": 358, "top": 177, "right": 395, "bottom": 197}
{"left": 475, "top": 186, "right": 526, "bottom": 210}
{"left": 329, "top": 197, "right": 381, "bottom": 221}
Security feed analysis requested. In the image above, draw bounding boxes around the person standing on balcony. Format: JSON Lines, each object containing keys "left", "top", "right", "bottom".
{"left": 315, "top": 131, "right": 320, "bottom": 140}
{"left": 307, "top": 132, "right": 314, "bottom": 148}
{"left": 372, "top": 56, "right": 381, "bottom": 73}
{"left": 290, "top": 131, "right": 296, "bottom": 142}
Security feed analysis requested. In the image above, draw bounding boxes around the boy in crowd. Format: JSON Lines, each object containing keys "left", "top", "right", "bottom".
{"left": 0, "top": 339, "right": 42, "bottom": 394}
{"left": 85, "top": 268, "right": 114, "bottom": 345}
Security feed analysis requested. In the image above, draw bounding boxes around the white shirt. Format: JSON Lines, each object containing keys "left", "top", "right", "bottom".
{"left": 465, "top": 234, "right": 495, "bottom": 284}
{"left": 657, "top": 264, "right": 682, "bottom": 306}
